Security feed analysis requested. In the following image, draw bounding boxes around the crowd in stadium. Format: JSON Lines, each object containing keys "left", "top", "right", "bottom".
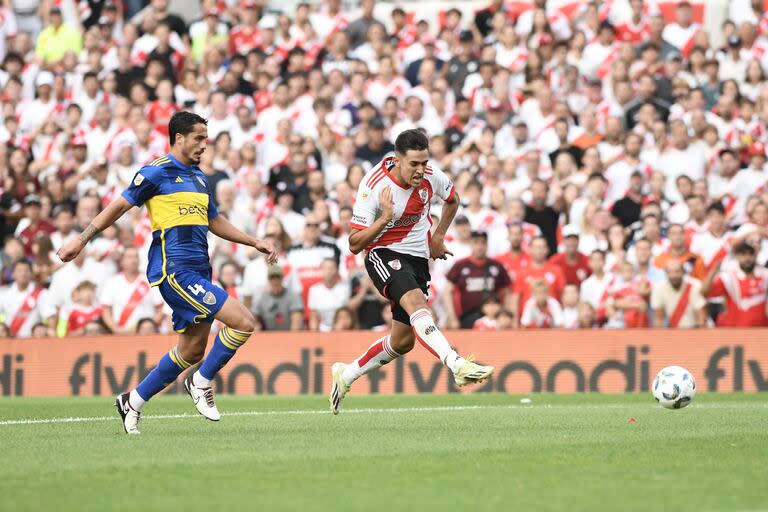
{"left": 2, "top": 0, "right": 768, "bottom": 338}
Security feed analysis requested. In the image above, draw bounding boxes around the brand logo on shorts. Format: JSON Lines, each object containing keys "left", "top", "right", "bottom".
{"left": 388, "top": 259, "right": 401, "bottom": 270}
{"left": 203, "top": 291, "right": 217, "bottom": 305}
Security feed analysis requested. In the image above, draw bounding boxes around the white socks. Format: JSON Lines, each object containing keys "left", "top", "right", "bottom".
{"left": 343, "top": 335, "right": 400, "bottom": 386}
{"left": 410, "top": 309, "right": 465, "bottom": 373}
{"left": 193, "top": 371, "right": 211, "bottom": 388}
{"left": 129, "top": 389, "right": 146, "bottom": 412}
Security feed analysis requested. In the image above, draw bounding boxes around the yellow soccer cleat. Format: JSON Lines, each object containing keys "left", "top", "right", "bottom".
{"left": 329, "top": 362, "right": 350, "bottom": 415}
{"left": 453, "top": 356, "right": 494, "bottom": 387}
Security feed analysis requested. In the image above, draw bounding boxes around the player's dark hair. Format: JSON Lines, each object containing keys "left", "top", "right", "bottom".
{"left": 394, "top": 129, "right": 429, "bottom": 155}
{"left": 168, "top": 111, "right": 207, "bottom": 147}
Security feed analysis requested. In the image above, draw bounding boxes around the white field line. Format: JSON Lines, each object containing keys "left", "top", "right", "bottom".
{"left": 0, "top": 402, "right": 765, "bottom": 427}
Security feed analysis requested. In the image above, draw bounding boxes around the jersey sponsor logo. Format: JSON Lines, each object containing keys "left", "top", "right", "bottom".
{"left": 388, "top": 259, "right": 401, "bottom": 270}
{"left": 386, "top": 214, "right": 421, "bottom": 228}
{"left": 352, "top": 214, "right": 368, "bottom": 225}
{"left": 134, "top": 174, "right": 144, "bottom": 186}
{"left": 178, "top": 204, "right": 208, "bottom": 217}
{"left": 203, "top": 291, "right": 217, "bottom": 305}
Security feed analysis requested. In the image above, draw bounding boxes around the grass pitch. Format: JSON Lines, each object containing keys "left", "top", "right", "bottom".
{"left": 1, "top": 393, "right": 767, "bottom": 512}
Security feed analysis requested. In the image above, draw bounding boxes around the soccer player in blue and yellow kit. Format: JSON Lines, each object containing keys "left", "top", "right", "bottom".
{"left": 57, "top": 112, "right": 277, "bottom": 434}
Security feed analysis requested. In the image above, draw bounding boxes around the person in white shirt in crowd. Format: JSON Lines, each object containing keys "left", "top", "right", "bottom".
{"left": 308, "top": 258, "right": 350, "bottom": 332}
{"left": 651, "top": 259, "right": 708, "bottom": 328}
{"left": 0, "top": 260, "right": 52, "bottom": 337}
{"left": 520, "top": 279, "right": 563, "bottom": 329}
{"left": 100, "top": 247, "right": 164, "bottom": 334}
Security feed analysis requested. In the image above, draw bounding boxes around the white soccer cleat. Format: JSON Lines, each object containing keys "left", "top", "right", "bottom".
{"left": 329, "top": 362, "right": 350, "bottom": 415}
{"left": 453, "top": 356, "right": 494, "bottom": 387}
{"left": 115, "top": 392, "right": 141, "bottom": 435}
{"left": 184, "top": 375, "right": 221, "bottom": 421}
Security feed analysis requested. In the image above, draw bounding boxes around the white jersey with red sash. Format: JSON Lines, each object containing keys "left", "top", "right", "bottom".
{"left": 100, "top": 273, "right": 161, "bottom": 330}
{"left": 690, "top": 231, "right": 733, "bottom": 273}
{"left": 520, "top": 296, "right": 563, "bottom": 328}
{"left": 580, "top": 273, "right": 616, "bottom": 321}
{"left": 662, "top": 22, "right": 702, "bottom": 57}
{"left": 0, "top": 284, "right": 48, "bottom": 337}
{"left": 668, "top": 281, "right": 693, "bottom": 328}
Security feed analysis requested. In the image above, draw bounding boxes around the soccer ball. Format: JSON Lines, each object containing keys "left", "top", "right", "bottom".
{"left": 652, "top": 366, "right": 696, "bottom": 409}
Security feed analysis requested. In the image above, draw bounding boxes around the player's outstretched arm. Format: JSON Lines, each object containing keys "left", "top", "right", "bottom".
{"left": 209, "top": 215, "right": 278, "bottom": 264}
{"left": 57, "top": 196, "right": 134, "bottom": 262}
{"left": 429, "top": 191, "right": 460, "bottom": 260}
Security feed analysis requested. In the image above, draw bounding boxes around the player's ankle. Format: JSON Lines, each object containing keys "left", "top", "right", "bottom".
{"left": 193, "top": 371, "right": 211, "bottom": 388}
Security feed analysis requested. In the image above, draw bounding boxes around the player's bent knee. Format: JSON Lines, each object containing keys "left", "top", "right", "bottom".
{"left": 178, "top": 345, "right": 205, "bottom": 364}
{"left": 399, "top": 289, "right": 429, "bottom": 315}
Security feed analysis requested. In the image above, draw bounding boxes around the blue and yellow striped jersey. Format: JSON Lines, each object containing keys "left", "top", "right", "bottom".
{"left": 121, "top": 154, "right": 219, "bottom": 286}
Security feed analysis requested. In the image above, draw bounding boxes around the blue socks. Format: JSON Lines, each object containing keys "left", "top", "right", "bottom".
{"left": 135, "top": 347, "right": 191, "bottom": 402}
{"left": 131, "top": 328, "right": 252, "bottom": 408}
{"left": 197, "top": 327, "right": 252, "bottom": 383}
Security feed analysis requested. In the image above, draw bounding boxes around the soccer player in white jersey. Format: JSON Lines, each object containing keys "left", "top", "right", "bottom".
{"left": 329, "top": 129, "right": 494, "bottom": 414}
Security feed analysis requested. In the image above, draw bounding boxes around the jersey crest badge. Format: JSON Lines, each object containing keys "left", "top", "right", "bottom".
{"left": 388, "top": 259, "right": 402, "bottom": 270}
{"left": 203, "top": 291, "right": 217, "bottom": 305}
{"left": 419, "top": 188, "right": 428, "bottom": 203}
{"left": 134, "top": 174, "right": 144, "bottom": 186}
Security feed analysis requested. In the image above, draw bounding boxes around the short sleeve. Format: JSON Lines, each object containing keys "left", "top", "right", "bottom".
{"left": 429, "top": 164, "right": 455, "bottom": 201}
{"left": 122, "top": 169, "right": 160, "bottom": 207}
{"left": 495, "top": 263, "right": 512, "bottom": 289}
{"left": 207, "top": 188, "right": 219, "bottom": 220}
{"left": 351, "top": 181, "right": 379, "bottom": 229}
{"left": 289, "top": 291, "right": 304, "bottom": 312}
{"left": 446, "top": 262, "right": 461, "bottom": 284}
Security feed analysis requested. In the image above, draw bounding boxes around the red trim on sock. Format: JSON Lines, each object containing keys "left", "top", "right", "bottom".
{"left": 357, "top": 341, "right": 385, "bottom": 367}
{"left": 412, "top": 328, "right": 440, "bottom": 359}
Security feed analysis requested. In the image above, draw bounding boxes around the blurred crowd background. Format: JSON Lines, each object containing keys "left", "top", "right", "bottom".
{"left": 2, "top": 0, "right": 768, "bottom": 338}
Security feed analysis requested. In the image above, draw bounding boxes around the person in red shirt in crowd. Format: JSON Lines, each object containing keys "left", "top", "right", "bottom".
{"left": 512, "top": 236, "right": 566, "bottom": 327}
{"left": 702, "top": 242, "right": 768, "bottom": 327}
{"left": 66, "top": 280, "right": 103, "bottom": 336}
{"left": 605, "top": 259, "right": 649, "bottom": 328}
{"left": 548, "top": 224, "right": 591, "bottom": 286}
{"left": 444, "top": 231, "right": 512, "bottom": 329}
{"left": 497, "top": 222, "right": 532, "bottom": 284}
{"left": 17, "top": 195, "right": 56, "bottom": 257}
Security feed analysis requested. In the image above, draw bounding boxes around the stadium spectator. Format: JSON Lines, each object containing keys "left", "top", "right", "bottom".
{"left": 560, "top": 284, "right": 580, "bottom": 329}
{"left": 3, "top": 0, "right": 768, "bottom": 338}
{"left": 513, "top": 237, "right": 566, "bottom": 326}
{"left": 605, "top": 260, "right": 649, "bottom": 328}
{"left": 444, "top": 231, "right": 511, "bottom": 329}
{"left": 652, "top": 260, "right": 708, "bottom": 328}
{"left": 0, "top": 260, "right": 50, "bottom": 337}
{"left": 100, "top": 248, "right": 164, "bottom": 334}
{"left": 253, "top": 265, "right": 304, "bottom": 332}
{"left": 308, "top": 258, "right": 349, "bottom": 332}
{"left": 66, "top": 280, "right": 102, "bottom": 336}
{"left": 520, "top": 280, "right": 563, "bottom": 329}
{"left": 702, "top": 242, "right": 768, "bottom": 327}
{"left": 580, "top": 250, "right": 614, "bottom": 325}
{"left": 332, "top": 306, "right": 359, "bottom": 331}
{"left": 548, "top": 225, "right": 590, "bottom": 286}
{"left": 136, "top": 317, "right": 160, "bottom": 335}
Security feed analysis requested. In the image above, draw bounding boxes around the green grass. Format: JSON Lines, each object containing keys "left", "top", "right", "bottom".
{"left": 1, "top": 393, "right": 767, "bottom": 512}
